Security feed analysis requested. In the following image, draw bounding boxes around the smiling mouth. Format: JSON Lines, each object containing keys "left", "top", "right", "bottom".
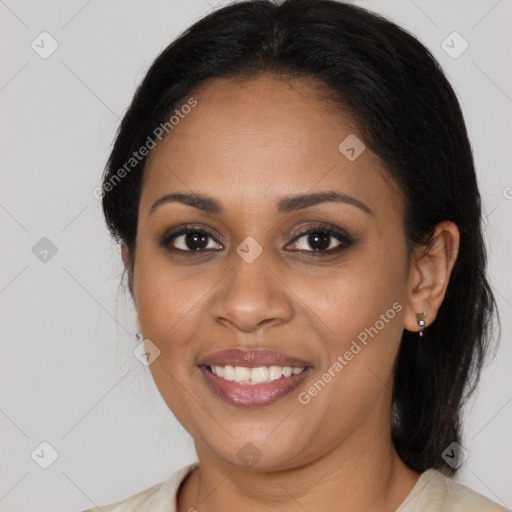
{"left": 205, "top": 364, "right": 307, "bottom": 385}
{"left": 199, "top": 364, "right": 312, "bottom": 407}
{"left": 197, "top": 348, "right": 313, "bottom": 406}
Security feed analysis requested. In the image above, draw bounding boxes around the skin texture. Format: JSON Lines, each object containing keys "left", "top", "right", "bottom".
{"left": 122, "top": 75, "right": 460, "bottom": 512}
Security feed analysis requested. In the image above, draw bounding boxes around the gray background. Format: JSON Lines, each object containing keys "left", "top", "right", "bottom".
{"left": 0, "top": 0, "right": 511, "bottom": 510}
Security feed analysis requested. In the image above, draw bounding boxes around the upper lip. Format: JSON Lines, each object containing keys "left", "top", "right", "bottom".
{"left": 199, "top": 349, "right": 313, "bottom": 368}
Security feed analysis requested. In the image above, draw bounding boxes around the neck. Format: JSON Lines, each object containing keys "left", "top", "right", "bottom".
{"left": 178, "top": 421, "right": 420, "bottom": 512}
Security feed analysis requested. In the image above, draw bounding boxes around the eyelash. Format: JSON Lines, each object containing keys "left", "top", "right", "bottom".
{"left": 160, "top": 224, "right": 354, "bottom": 257}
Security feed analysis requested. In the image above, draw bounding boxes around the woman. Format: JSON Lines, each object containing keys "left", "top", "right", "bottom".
{"left": 85, "top": 0, "right": 508, "bottom": 510}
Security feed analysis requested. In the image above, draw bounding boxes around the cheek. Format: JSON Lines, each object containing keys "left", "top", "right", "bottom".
{"left": 296, "top": 245, "right": 406, "bottom": 341}
{"left": 325, "top": 249, "right": 406, "bottom": 385}
{"left": 297, "top": 249, "right": 407, "bottom": 414}
{"left": 132, "top": 245, "right": 206, "bottom": 420}
{"left": 132, "top": 240, "right": 205, "bottom": 361}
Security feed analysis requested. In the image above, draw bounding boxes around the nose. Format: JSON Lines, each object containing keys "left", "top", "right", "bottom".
{"left": 210, "top": 249, "right": 294, "bottom": 333}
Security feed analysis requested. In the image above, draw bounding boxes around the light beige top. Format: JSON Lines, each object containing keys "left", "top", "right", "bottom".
{"left": 82, "top": 462, "right": 510, "bottom": 511}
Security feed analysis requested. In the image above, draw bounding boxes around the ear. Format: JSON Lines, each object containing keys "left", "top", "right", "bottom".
{"left": 403, "top": 221, "right": 460, "bottom": 334}
{"left": 121, "top": 243, "right": 135, "bottom": 300}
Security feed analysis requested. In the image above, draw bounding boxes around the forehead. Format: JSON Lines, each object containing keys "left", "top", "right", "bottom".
{"left": 141, "top": 75, "right": 403, "bottom": 221}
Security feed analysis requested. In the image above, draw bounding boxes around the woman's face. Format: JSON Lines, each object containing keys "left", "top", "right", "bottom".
{"left": 130, "top": 75, "right": 414, "bottom": 470}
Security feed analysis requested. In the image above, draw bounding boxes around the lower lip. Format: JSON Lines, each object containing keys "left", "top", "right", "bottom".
{"left": 199, "top": 366, "right": 312, "bottom": 407}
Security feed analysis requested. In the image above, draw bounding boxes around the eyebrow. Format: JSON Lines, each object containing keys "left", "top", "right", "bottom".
{"left": 148, "top": 190, "right": 372, "bottom": 217}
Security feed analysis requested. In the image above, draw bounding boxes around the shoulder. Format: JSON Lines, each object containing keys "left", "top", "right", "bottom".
{"left": 398, "top": 469, "right": 510, "bottom": 511}
{"left": 80, "top": 462, "right": 199, "bottom": 512}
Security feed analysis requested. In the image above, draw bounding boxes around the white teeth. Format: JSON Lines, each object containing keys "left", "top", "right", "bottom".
{"left": 268, "top": 366, "right": 283, "bottom": 380}
{"left": 223, "top": 365, "right": 235, "bottom": 381}
{"left": 233, "top": 366, "right": 251, "bottom": 382}
{"left": 282, "top": 366, "right": 293, "bottom": 378}
{"left": 210, "top": 365, "right": 306, "bottom": 384}
{"left": 251, "top": 366, "right": 269, "bottom": 383}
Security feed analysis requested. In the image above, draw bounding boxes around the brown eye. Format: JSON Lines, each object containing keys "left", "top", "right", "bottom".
{"left": 161, "top": 228, "right": 223, "bottom": 252}
{"left": 287, "top": 226, "right": 354, "bottom": 254}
